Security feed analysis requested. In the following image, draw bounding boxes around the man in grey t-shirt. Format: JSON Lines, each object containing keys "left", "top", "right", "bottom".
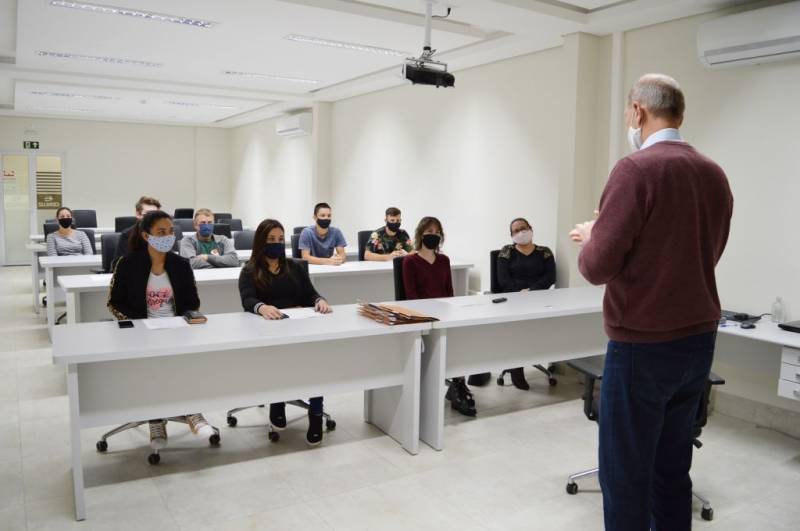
{"left": 299, "top": 202, "right": 347, "bottom": 266}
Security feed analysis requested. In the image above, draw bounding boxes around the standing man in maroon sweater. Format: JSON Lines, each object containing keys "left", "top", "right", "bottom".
{"left": 570, "top": 74, "right": 733, "bottom": 531}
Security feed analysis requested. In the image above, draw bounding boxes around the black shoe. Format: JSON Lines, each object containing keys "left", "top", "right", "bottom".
{"left": 467, "top": 372, "right": 492, "bottom": 387}
{"left": 445, "top": 378, "right": 477, "bottom": 417}
{"left": 269, "top": 403, "right": 287, "bottom": 431}
{"left": 307, "top": 413, "right": 323, "bottom": 446}
{"left": 509, "top": 368, "right": 530, "bottom": 391}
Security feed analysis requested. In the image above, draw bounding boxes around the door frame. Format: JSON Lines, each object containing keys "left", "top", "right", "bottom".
{"left": 0, "top": 151, "right": 67, "bottom": 266}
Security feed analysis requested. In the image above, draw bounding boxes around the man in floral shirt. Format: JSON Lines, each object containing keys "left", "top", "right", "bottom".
{"left": 364, "top": 207, "right": 414, "bottom": 261}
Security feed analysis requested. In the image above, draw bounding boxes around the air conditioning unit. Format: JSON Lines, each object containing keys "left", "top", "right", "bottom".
{"left": 275, "top": 112, "right": 312, "bottom": 137}
{"left": 697, "top": 2, "right": 800, "bottom": 69}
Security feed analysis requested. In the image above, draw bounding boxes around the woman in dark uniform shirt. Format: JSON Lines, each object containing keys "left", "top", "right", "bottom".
{"left": 239, "top": 218, "right": 332, "bottom": 445}
{"left": 497, "top": 217, "right": 556, "bottom": 389}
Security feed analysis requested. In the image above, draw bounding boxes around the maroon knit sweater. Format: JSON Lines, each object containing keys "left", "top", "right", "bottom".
{"left": 579, "top": 141, "right": 733, "bottom": 343}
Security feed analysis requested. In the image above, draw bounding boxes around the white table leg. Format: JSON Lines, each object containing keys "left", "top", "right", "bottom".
{"left": 45, "top": 268, "right": 55, "bottom": 338}
{"left": 363, "top": 333, "right": 421, "bottom": 455}
{"left": 420, "top": 330, "right": 446, "bottom": 451}
{"left": 67, "top": 364, "right": 86, "bottom": 521}
{"left": 66, "top": 292, "right": 79, "bottom": 325}
{"left": 31, "top": 250, "right": 41, "bottom": 313}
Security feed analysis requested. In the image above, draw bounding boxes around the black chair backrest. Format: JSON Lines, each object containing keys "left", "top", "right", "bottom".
{"left": 228, "top": 218, "right": 243, "bottom": 232}
{"left": 174, "top": 218, "right": 195, "bottom": 233}
{"left": 213, "top": 223, "right": 232, "bottom": 238}
{"left": 73, "top": 209, "right": 97, "bottom": 228}
{"left": 172, "top": 227, "right": 183, "bottom": 252}
{"left": 214, "top": 213, "right": 232, "bottom": 223}
{"left": 43, "top": 222, "right": 59, "bottom": 239}
{"left": 290, "top": 258, "right": 309, "bottom": 275}
{"left": 45, "top": 218, "right": 56, "bottom": 223}
{"left": 115, "top": 216, "right": 137, "bottom": 233}
{"left": 357, "top": 230, "right": 373, "bottom": 261}
{"left": 489, "top": 249, "right": 502, "bottom": 294}
{"left": 293, "top": 226, "right": 306, "bottom": 235}
{"left": 234, "top": 230, "right": 255, "bottom": 250}
{"left": 101, "top": 233, "right": 121, "bottom": 272}
{"left": 174, "top": 208, "right": 194, "bottom": 219}
{"left": 79, "top": 229, "right": 97, "bottom": 254}
{"left": 291, "top": 234, "right": 302, "bottom": 259}
{"left": 392, "top": 255, "right": 407, "bottom": 301}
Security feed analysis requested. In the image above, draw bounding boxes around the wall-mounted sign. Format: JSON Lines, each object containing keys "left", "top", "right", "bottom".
{"left": 23, "top": 141, "right": 40, "bottom": 150}
{"left": 37, "top": 193, "right": 61, "bottom": 209}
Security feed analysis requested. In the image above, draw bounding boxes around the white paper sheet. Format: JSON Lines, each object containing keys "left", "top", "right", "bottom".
{"left": 282, "top": 307, "right": 323, "bottom": 320}
{"left": 143, "top": 317, "right": 189, "bottom": 330}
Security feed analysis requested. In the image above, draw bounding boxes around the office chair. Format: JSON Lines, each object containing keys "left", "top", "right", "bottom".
{"left": 73, "top": 209, "right": 97, "bottom": 228}
{"left": 290, "top": 234, "right": 302, "bottom": 259}
{"left": 174, "top": 208, "right": 194, "bottom": 219}
{"left": 95, "top": 233, "right": 121, "bottom": 273}
{"left": 357, "top": 230, "right": 373, "bottom": 261}
{"left": 392, "top": 255, "right": 407, "bottom": 301}
{"left": 293, "top": 226, "right": 306, "bottom": 235}
{"left": 45, "top": 218, "right": 56, "bottom": 224}
{"left": 43, "top": 222, "right": 60, "bottom": 240}
{"left": 489, "top": 249, "right": 557, "bottom": 387}
{"left": 115, "top": 216, "right": 137, "bottom": 233}
{"left": 80, "top": 228, "right": 97, "bottom": 255}
{"left": 214, "top": 212, "right": 232, "bottom": 223}
{"left": 172, "top": 227, "right": 183, "bottom": 253}
{"left": 565, "top": 355, "right": 725, "bottom": 522}
{"left": 96, "top": 416, "right": 221, "bottom": 465}
{"left": 173, "top": 218, "right": 195, "bottom": 233}
{"left": 228, "top": 218, "right": 243, "bottom": 232}
{"left": 225, "top": 259, "right": 337, "bottom": 442}
{"left": 213, "top": 223, "right": 232, "bottom": 239}
{"left": 234, "top": 230, "right": 255, "bottom": 250}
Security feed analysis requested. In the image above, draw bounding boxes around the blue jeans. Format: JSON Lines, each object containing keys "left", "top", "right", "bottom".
{"left": 599, "top": 331, "right": 716, "bottom": 531}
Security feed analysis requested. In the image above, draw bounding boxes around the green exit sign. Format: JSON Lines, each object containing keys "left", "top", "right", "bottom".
{"left": 23, "top": 141, "right": 40, "bottom": 150}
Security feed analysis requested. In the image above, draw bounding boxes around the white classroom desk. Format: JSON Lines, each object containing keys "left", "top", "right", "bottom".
{"left": 52, "top": 307, "right": 426, "bottom": 521}
{"left": 395, "top": 287, "right": 607, "bottom": 450}
{"left": 717, "top": 320, "right": 800, "bottom": 403}
{"left": 58, "top": 259, "right": 473, "bottom": 325}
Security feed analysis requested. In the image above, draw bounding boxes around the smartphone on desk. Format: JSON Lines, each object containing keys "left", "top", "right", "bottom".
{"left": 118, "top": 320, "right": 134, "bottom": 329}
{"left": 183, "top": 311, "right": 208, "bottom": 324}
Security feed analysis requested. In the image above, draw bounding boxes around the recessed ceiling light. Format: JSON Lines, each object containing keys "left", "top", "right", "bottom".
{"left": 50, "top": 1, "right": 215, "bottom": 28}
{"left": 164, "top": 100, "right": 239, "bottom": 110}
{"left": 284, "top": 34, "right": 409, "bottom": 57}
{"left": 37, "top": 50, "right": 163, "bottom": 68}
{"left": 30, "top": 90, "right": 118, "bottom": 100}
{"left": 222, "top": 70, "right": 320, "bottom": 85}
{"left": 28, "top": 106, "right": 97, "bottom": 113}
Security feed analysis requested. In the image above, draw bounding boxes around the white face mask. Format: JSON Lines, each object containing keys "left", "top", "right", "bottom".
{"left": 512, "top": 230, "right": 533, "bottom": 245}
{"left": 627, "top": 127, "right": 643, "bottom": 151}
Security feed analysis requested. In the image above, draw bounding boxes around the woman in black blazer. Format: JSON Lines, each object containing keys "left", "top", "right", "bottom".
{"left": 107, "top": 210, "right": 213, "bottom": 450}
{"left": 239, "top": 218, "right": 331, "bottom": 446}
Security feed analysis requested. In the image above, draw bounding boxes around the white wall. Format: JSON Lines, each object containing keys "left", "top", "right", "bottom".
{"left": 229, "top": 116, "right": 314, "bottom": 232}
{"left": 330, "top": 47, "right": 568, "bottom": 291}
{"left": 622, "top": 7, "right": 800, "bottom": 413}
{"left": 0, "top": 116, "right": 230, "bottom": 226}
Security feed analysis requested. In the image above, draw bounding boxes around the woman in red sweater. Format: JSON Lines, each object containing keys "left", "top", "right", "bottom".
{"left": 402, "top": 217, "right": 476, "bottom": 417}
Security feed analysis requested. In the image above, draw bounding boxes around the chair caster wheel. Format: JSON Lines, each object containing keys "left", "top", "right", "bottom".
{"left": 701, "top": 507, "right": 713, "bottom": 521}
{"left": 226, "top": 416, "right": 237, "bottom": 427}
{"left": 96, "top": 440, "right": 108, "bottom": 452}
{"left": 148, "top": 453, "right": 161, "bottom": 465}
{"left": 326, "top": 419, "right": 336, "bottom": 431}
{"left": 497, "top": 377, "right": 505, "bottom": 386}
{"left": 549, "top": 378, "right": 558, "bottom": 387}
{"left": 268, "top": 431, "right": 280, "bottom": 443}
{"left": 566, "top": 482, "right": 578, "bottom": 495}
{"left": 209, "top": 433, "right": 221, "bottom": 446}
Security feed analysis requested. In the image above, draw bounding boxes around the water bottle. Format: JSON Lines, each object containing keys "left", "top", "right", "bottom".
{"left": 771, "top": 297, "right": 785, "bottom": 323}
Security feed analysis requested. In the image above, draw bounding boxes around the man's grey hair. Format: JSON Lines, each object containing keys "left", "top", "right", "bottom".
{"left": 628, "top": 73, "right": 685, "bottom": 120}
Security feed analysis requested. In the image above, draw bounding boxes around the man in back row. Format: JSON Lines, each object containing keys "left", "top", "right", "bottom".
{"left": 364, "top": 207, "right": 414, "bottom": 261}
{"left": 180, "top": 208, "right": 239, "bottom": 269}
{"left": 299, "top": 202, "right": 348, "bottom": 266}
{"left": 113, "top": 195, "right": 161, "bottom": 268}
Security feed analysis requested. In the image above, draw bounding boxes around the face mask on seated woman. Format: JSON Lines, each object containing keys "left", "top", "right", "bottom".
{"left": 512, "top": 230, "right": 533, "bottom": 245}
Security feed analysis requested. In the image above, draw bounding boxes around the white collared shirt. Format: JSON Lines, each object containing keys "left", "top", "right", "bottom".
{"left": 641, "top": 128, "right": 683, "bottom": 150}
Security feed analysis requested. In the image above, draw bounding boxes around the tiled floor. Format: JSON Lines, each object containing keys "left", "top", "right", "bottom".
{"left": 1, "top": 264, "right": 799, "bottom": 530}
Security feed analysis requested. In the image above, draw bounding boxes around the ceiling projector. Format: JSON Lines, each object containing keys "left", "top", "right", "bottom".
{"left": 402, "top": 1, "right": 455, "bottom": 88}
